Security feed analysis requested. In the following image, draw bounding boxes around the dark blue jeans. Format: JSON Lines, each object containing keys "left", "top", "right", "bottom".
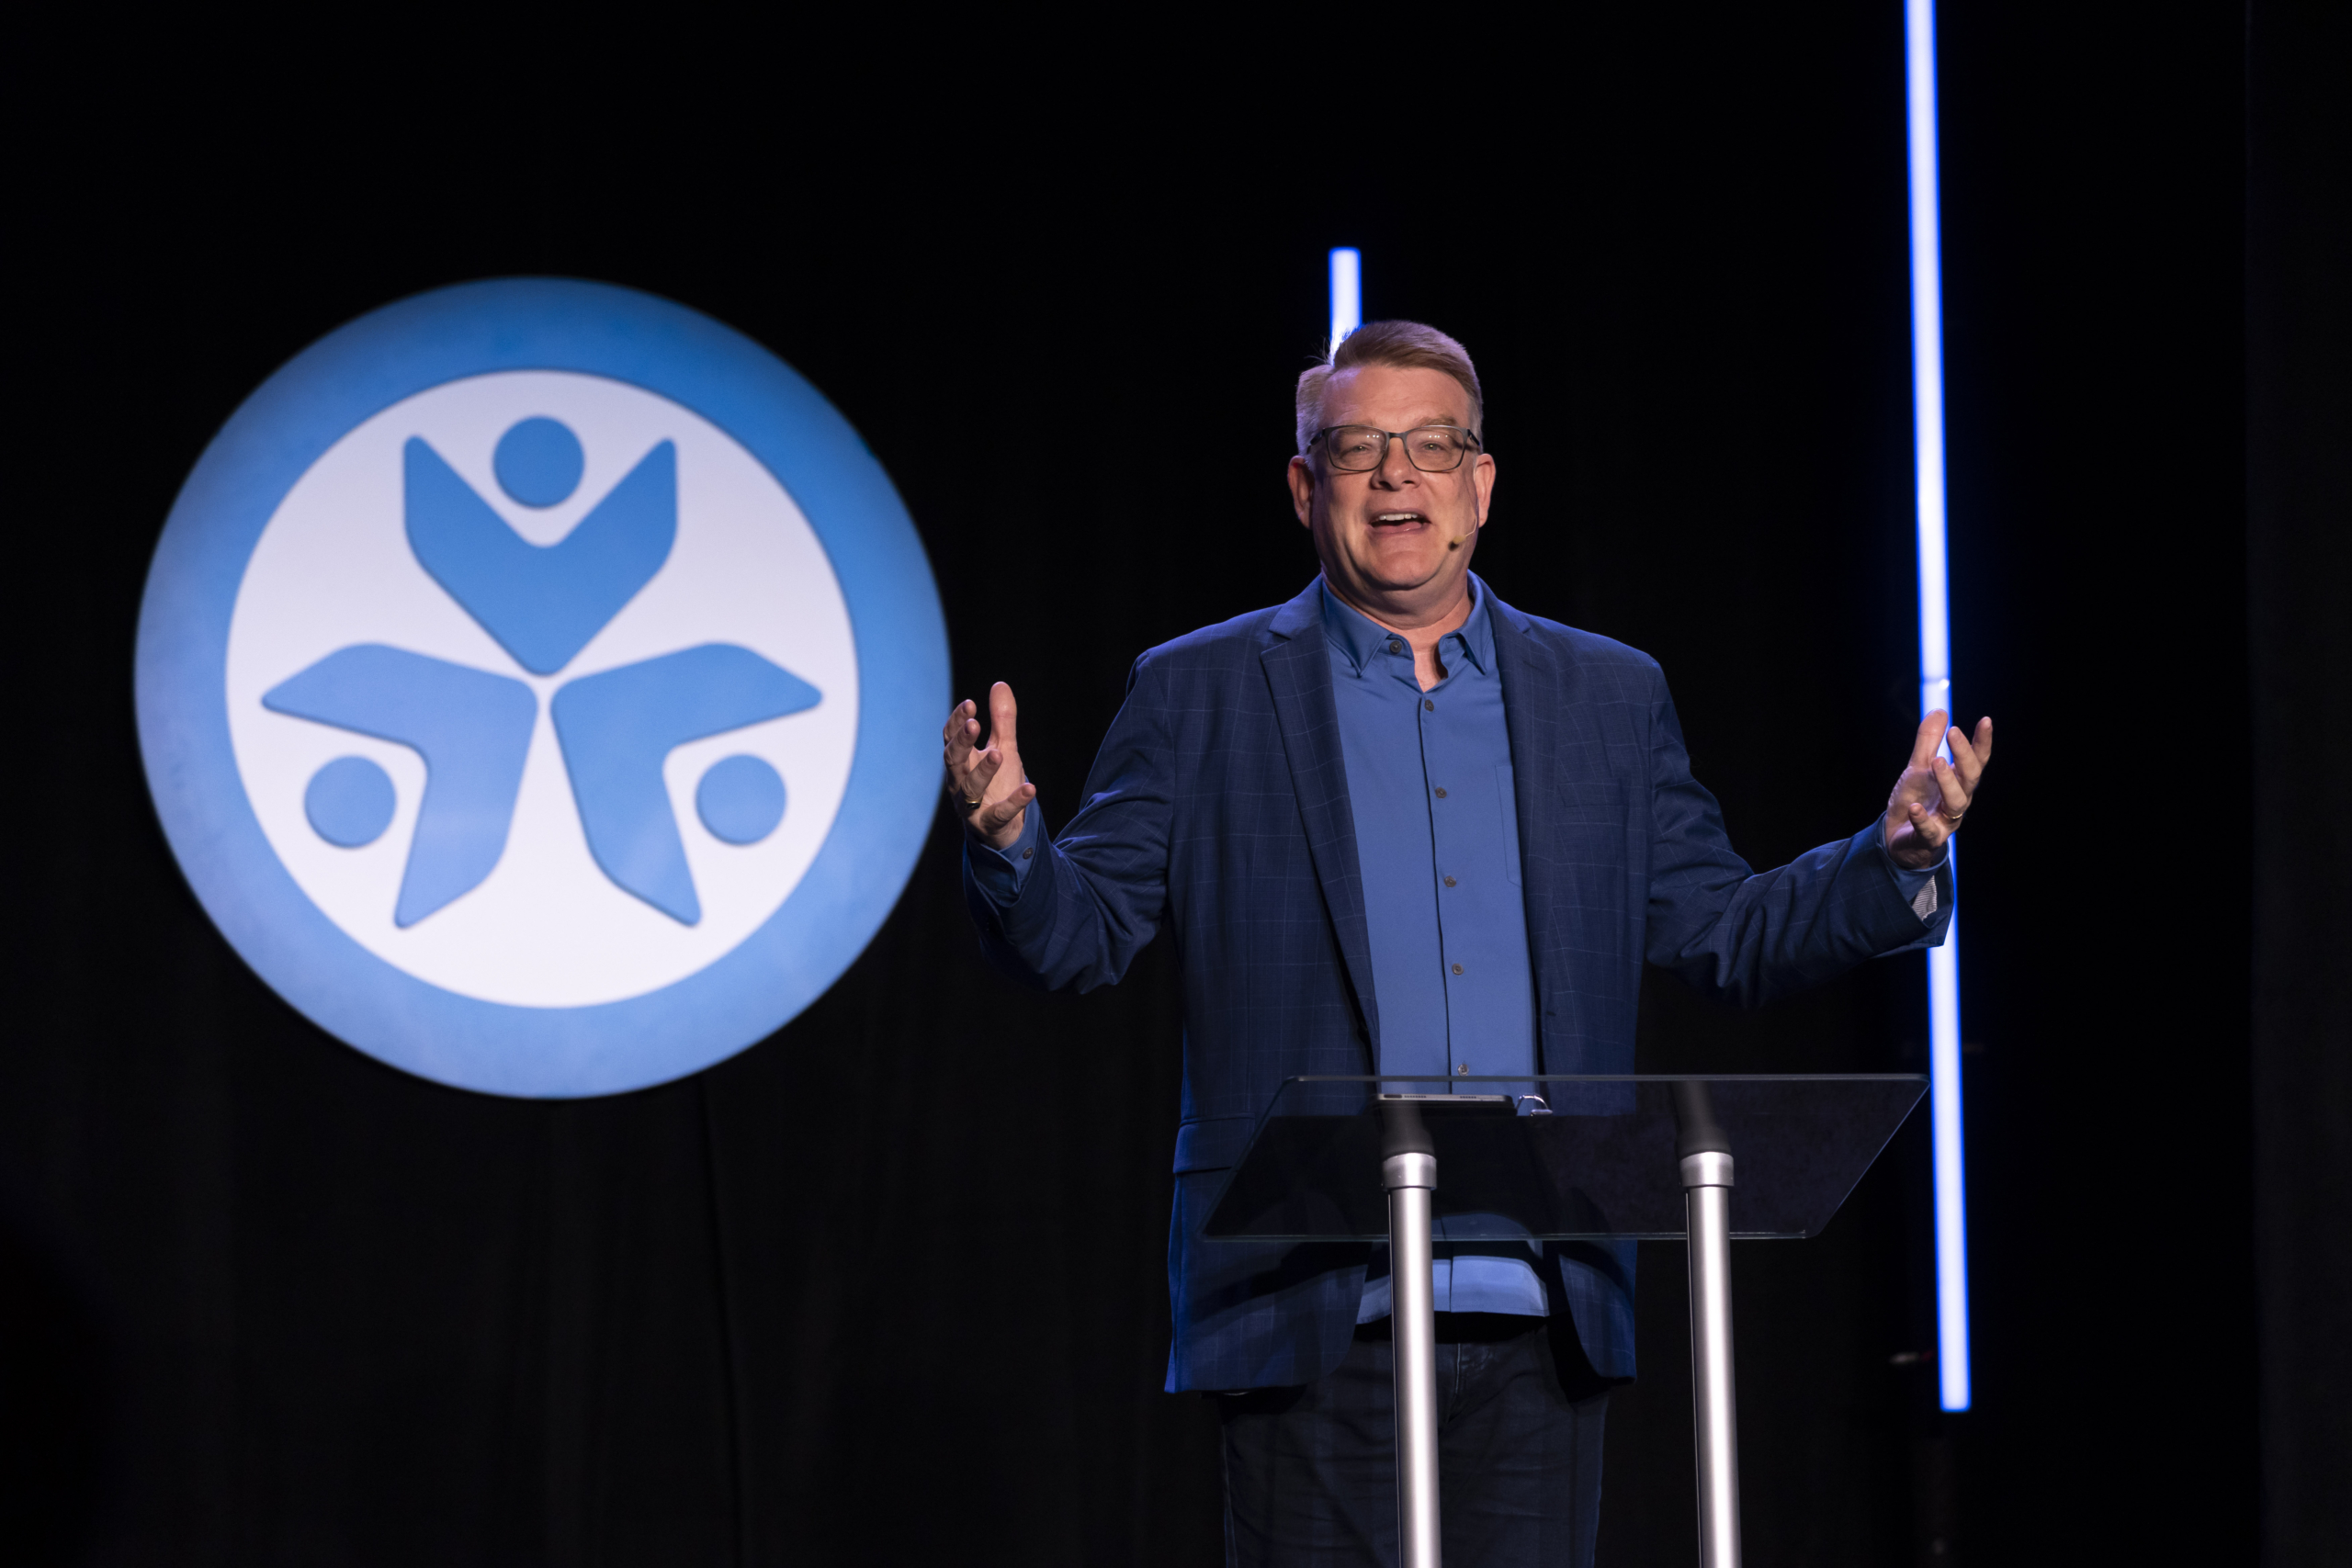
{"left": 1218, "top": 1315, "right": 1610, "bottom": 1568}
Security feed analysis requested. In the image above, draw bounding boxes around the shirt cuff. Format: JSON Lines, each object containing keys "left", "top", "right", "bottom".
{"left": 1885, "top": 839, "right": 1948, "bottom": 921}
{"left": 965, "top": 807, "right": 1041, "bottom": 906}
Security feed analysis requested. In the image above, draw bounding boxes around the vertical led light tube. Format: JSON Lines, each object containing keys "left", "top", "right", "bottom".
{"left": 1329, "top": 248, "right": 1362, "bottom": 350}
{"left": 1905, "top": 0, "right": 1971, "bottom": 1413}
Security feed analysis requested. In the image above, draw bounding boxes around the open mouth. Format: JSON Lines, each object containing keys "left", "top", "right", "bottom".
{"left": 1371, "top": 512, "right": 1429, "bottom": 527}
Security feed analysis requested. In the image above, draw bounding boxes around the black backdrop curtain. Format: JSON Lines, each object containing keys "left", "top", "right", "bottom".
{"left": 2247, "top": 2, "right": 2352, "bottom": 1562}
{"left": 6, "top": 3, "right": 2317, "bottom": 1563}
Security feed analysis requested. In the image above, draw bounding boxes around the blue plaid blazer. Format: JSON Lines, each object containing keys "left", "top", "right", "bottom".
{"left": 965, "top": 580, "right": 1951, "bottom": 1393}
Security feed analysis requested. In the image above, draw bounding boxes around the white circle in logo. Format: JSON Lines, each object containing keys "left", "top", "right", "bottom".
{"left": 224, "top": 370, "right": 859, "bottom": 1007}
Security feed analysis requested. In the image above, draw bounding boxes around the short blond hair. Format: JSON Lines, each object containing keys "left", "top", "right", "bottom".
{"left": 1295, "top": 320, "right": 1486, "bottom": 456}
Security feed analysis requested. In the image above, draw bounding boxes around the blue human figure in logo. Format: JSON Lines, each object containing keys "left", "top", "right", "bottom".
{"left": 266, "top": 647, "right": 537, "bottom": 926}
{"left": 406, "top": 420, "right": 676, "bottom": 675}
{"left": 554, "top": 646, "right": 820, "bottom": 924}
{"left": 265, "top": 417, "right": 823, "bottom": 928}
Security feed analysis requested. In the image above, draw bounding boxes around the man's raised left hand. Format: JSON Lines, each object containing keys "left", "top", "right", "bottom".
{"left": 1883, "top": 709, "right": 1994, "bottom": 870}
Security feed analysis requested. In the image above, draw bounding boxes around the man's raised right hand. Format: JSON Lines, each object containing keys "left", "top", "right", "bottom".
{"left": 943, "top": 682, "right": 1036, "bottom": 852}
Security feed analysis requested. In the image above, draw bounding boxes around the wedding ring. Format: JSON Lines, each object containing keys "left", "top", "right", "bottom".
{"left": 1939, "top": 807, "right": 1965, "bottom": 826}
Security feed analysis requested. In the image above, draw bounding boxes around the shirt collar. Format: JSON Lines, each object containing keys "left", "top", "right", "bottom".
{"left": 1318, "top": 574, "right": 1496, "bottom": 678}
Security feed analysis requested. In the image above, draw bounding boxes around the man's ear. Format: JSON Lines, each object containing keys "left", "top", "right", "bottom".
{"left": 1287, "top": 456, "right": 1318, "bottom": 527}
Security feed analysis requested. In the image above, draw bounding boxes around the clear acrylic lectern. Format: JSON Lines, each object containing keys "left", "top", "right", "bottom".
{"left": 1199, "top": 1074, "right": 1927, "bottom": 1568}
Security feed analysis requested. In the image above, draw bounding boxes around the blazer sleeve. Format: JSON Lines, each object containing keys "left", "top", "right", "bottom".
{"left": 963, "top": 653, "right": 1175, "bottom": 992}
{"left": 1640, "top": 666, "right": 1952, "bottom": 1006}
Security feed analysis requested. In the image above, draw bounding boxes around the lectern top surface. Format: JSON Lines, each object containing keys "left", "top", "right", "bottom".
{"left": 1200, "top": 1074, "right": 1927, "bottom": 1243}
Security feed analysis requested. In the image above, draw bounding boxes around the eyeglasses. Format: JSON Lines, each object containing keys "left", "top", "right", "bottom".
{"left": 1309, "top": 424, "right": 1484, "bottom": 473}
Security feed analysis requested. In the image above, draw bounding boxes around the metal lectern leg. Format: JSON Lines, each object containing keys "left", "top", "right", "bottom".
{"left": 1682, "top": 1149, "right": 1742, "bottom": 1568}
{"left": 1384, "top": 1150, "right": 1443, "bottom": 1568}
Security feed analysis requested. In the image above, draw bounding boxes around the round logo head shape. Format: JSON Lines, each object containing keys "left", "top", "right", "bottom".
{"left": 137, "top": 280, "right": 947, "bottom": 1096}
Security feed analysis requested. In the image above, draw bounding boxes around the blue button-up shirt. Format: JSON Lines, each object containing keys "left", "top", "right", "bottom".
{"left": 1320, "top": 578, "right": 1553, "bottom": 1319}
{"left": 1321, "top": 578, "right": 1535, "bottom": 1085}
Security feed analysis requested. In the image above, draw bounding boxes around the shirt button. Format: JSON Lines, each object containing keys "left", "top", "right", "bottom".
{"left": 1433, "top": 786, "right": 1447, "bottom": 798}
{"left": 1021, "top": 848, "right": 1034, "bottom": 860}
{"left": 1443, "top": 875, "right": 1457, "bottom": 887}
{"left": 1423, "top": 699, "right": 1434, "bottom": 711}
{"left": 1387, "top": 639, "right": 1405, "bottom": 655}
{"left": 1452, "top": 963, "right": 1464, "bottom": 976}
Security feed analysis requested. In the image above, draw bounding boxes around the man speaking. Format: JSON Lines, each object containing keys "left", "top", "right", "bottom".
{"left": 944, "top": 321, "right": 1991, "bottom": 1566}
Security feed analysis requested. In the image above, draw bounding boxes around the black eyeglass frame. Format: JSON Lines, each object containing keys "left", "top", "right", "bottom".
{"left": 1306, "top": 423, "right": 1486, "bottom": 474}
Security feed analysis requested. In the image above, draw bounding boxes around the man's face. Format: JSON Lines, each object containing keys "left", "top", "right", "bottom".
{"left": 1287, "top": 364, "right": 1497, "bottom": 615}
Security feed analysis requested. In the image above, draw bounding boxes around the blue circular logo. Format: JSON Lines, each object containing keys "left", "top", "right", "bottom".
{"left": 136, "top": 279, "right": 947, "bottom": 1096}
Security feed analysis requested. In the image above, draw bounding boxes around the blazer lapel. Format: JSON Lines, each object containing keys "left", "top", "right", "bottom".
{"left": 1260, "top": 581, "right": 1382, "bottom": 1063}
{"left": 1488, "top": 592, "right": 1591, "bottom": 1074}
